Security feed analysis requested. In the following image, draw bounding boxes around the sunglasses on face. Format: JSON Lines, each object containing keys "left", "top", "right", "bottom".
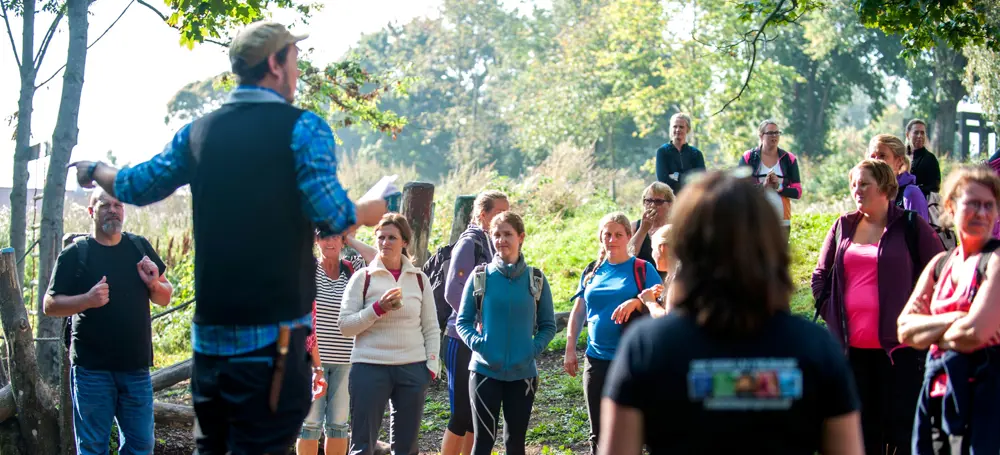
{"left": 763, "top": 131, "right": 782, "bottom": 137}
{"left": 644, "top": 198, "right": 668, "bottom": 206}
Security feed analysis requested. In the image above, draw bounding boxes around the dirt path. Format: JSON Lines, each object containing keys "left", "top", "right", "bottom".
{"left": 152, "top": 349, "right": 589, "bottom": 455}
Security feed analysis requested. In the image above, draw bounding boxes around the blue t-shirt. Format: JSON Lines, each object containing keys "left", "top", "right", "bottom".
{"left": 579, "top": 257, "right": 662, "bottom": 360}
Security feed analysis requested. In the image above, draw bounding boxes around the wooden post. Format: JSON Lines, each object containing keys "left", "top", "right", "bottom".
{"left": 401, "top": 182, "right": 435, "bottom": 267}
{"left": 0, "top": 247, "right": 60, "bottom": 454}
{"left": 448, "top": 196, "right": 476, "bottom": 244}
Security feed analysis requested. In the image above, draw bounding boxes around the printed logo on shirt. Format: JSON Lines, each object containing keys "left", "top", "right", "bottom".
{"left": 687, "top": 358, "right": 802, "bottom": 410}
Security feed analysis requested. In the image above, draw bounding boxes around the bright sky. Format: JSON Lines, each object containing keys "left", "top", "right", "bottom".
{"left": 0, "top": 0, "right": 445, "bottom": 189}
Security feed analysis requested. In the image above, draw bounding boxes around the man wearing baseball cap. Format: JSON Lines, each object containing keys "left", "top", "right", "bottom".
{"left": 68, "top": 20, "right": 388, "bottom": 454}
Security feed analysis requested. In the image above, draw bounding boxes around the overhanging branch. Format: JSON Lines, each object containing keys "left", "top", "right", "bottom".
{"left": 136, "top": 0, "right": 229, "bottom": 47}
{"left": 35, "top": 0, "right": 134, "bottom": 89}
{"left": 714, "top": 0, "right": 794, "bottom": 115}
{"left": 34, "top": 9, "right": 65, "bottom": 74}
{"left": 1, "top": 0, "right": 19, "bottom": 68}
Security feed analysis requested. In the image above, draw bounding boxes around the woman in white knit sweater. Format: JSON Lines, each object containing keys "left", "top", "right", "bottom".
{"left": 339, "top": 213, "right": 440, "bottom": 455}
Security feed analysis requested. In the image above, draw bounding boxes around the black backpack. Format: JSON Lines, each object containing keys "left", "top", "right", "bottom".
{"left": 421, "top": 231, "right": 485, "bottom": 331}
{"left": 63, "top": 233, "right": 152, "bottom": 349}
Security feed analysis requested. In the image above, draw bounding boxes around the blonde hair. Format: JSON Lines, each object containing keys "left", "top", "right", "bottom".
{"left": 939, "top": 165, "right": 1000, "bottom": 229}
{"left": 582, "top": 212, "right": 634, "bottom": 288}
{"left": 851, "top": 159, "right": 899, "bottom": 201}
{"left": 869, "top": 134, "right": 910, "bottom": 173}
{"left": 642, "top": 182, "right": 675, "bottom": 203}
{"left": 650, "top": 224, "right": 672, "bottom": 249}
{"left": 472, "top": 190, "right": 509, "bottom": 228}
{"left": 670, "top": 113, "right": 693, "bottom": 131}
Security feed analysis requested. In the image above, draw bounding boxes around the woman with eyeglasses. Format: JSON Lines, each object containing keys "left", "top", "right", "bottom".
{"left": 738, "top": 119, "right": 803, "bottom": 239}
{"left": 628, "top": 182, "right": 674, "bottom": 265}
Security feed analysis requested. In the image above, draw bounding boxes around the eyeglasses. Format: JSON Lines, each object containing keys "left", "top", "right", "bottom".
{"left": 644, "top": 198, "right": 669, "bottom": 206}
{"left": 762, "top": 131, "right": 782, "bottom": 137}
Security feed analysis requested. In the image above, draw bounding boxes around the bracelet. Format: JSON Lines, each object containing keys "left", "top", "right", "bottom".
{"left": 312, "top": 366, "right": 323, "bottom": 372}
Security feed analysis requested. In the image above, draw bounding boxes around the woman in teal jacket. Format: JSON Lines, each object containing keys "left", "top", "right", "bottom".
{"left": 456, "top": 211, "right": 556, "bottom": 455}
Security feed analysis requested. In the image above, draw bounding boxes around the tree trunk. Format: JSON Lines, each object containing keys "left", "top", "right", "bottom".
{"left": 0, "top": 248, "right": 60, "bottom": 454}
{"left": 0, "top": 385, "right": 13, "bottom": 423}
{"left": 153, "top": 402, "right": 195, "bottom": 426}
{"left": 151, "top": 358, "right": 192, "bottom": 392}
{"left": 0, "top": 417, "right": 26, "bottom": 455}
{"left": 10, "top": 0, "right": 37, "bottom": 287}
{"left": 931, "top": 46, "right": 968, "bottom": 160}
{"left": 400, "top": 182, "right": 435, "bottom": 267}
{"left": 36, "top": 0, "right": 90, "bottom": 386}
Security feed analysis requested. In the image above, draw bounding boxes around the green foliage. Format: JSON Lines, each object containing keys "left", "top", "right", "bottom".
{"left": 854, "top": 0, "right": 1000, "bottom": 57}
{"left": 163, "top": 0, "right": 320, "bottom": 49}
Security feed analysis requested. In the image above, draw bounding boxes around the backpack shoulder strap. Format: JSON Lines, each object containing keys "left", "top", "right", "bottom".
{"left": 904, "top": 210, "right": 921, "bottom": 278}
{"left": 896, "top": 184, "right": 910, "bottom": 207}
{"left": 472, "top": 264, "right": 488, "bottom": 325}
{"left": 976, "top": 239, "right": 1000, "bottom": 280}
{"left": 362, "top": 270, "right": 371, "bottom": 303}
{"left": 341, "top": 259, "right": 354, "bottom": 279}
{"left": 632, "top": 258, "right": 647, "bottom": 293}
{"left": 529, "top": 267, "right": 544, "bottom": 304}
{"left": 75, "top": 236, "right": 90, "bottom": 278}
{"left": 125, "top": 232, "right": 149, "bottom": 258}
{"left": 933, "top": 252, "right": 949, "bottom": 282}
{"left": 416, "top": 273, "right": 424, "bottom": 292}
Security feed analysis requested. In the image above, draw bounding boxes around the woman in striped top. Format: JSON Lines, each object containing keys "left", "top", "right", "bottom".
{"left": 296, "top": 232, "right": 371, "bottom": 455}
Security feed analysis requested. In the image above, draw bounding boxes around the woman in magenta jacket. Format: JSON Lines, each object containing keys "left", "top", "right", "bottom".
{"left": 811, "top": 159, "right": 944, "bottom": 455}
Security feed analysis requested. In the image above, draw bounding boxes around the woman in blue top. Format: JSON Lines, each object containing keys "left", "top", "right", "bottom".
{"left": 456, "top": 211, "right": 557, "bottom": 455}
{"left": 563, "top": 212, "right": 662, "bottom": 455}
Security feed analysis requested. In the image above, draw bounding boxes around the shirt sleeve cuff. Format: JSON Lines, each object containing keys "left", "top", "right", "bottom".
{"left": 373, "top": 300, "right": 386, "bottom": 317}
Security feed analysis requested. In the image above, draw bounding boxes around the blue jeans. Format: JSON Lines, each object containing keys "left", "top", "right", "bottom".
{"left": 300, "top": 363, "right": 351, "bottom": 440}
{"left": 71, "top": 365, "right": 154, "bottom": 455}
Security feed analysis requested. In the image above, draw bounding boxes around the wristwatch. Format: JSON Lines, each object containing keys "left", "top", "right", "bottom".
{"left": 85, "top": 161, "right": 101, "bottom": 182}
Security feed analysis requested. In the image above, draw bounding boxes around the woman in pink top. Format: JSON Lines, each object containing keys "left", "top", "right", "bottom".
{"left": 898, "top": 166, "right": 1000, "bottom": 453}
{"left": 812, "top": 159, "right": 944, "bottom": 455}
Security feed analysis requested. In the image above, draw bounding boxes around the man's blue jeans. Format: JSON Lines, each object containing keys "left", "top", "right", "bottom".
{"left": 72, "top": 365, "right": 154, "bottom": 455}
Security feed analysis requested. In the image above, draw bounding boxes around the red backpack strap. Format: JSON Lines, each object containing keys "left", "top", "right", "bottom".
{"left": 362, "top": 270, "right": 371, "bottom": 303}
{"left": 416, "top": 274, "right": 424, "bottom": 292}
{"left": 633, "top": 258, "right": 647, "bottom": 293}
{"left": 341, "top": 259, "right": 354, "bottom": 278}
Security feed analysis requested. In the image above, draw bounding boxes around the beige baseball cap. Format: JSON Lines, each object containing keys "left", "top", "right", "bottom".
{"left": 229, "top": 21, "right": 308, "bottom": 70}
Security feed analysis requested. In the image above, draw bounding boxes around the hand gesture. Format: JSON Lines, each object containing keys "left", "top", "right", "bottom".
{"left": 379, "top": 288, "right": 403, "bottom": 312}
{"left": 563, "top": 348, "right": 579, "bottom": 377}
{"left": 638, "top": 284, "right": 663, "bottom": 304}
{"left": 642, "top": 207, "right": 657, "bottom": 225}
{"left": 87, "top": 276, "right": 110, "bottom": 309}
{"left": 766, "top": 172, "right": 780, "bottom": 190}
{"left": 137, "top": 256, "right": 159, "bottom": 286}
{"left": 311, "top": 371, "right": 328, "bottom": 401}
{"left": 67, "top": 161, "right": 97, "bottom": 189}
{"left": 611, "top": 299, "right": 642, "bottom": 324}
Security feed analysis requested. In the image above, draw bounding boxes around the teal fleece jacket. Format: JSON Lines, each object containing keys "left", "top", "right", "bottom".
{"left": 456, "top": 260, "right": 556, "bottom": 381}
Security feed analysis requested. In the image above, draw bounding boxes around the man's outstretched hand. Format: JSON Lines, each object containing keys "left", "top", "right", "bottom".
{"left": 67, "top": 161, "right": 97, "bottom": 189}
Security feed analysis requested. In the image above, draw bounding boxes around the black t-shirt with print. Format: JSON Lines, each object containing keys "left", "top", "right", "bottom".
{"left": 604, "top": 310, "right": 859, "bottom": 454}
{"left": 47, "top": 235, "right": 166, "bottom": 371}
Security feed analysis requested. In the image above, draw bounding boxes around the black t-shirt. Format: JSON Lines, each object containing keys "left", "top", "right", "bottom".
{"left": 47, "top": 235, "right": 166, "bottom": 371}
{"left": 604, "top": 311, "right": 859, "bottom": 454}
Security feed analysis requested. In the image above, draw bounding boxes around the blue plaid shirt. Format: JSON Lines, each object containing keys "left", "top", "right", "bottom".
{"left": 114, "top": 85, "right": 357, "bottom": 355}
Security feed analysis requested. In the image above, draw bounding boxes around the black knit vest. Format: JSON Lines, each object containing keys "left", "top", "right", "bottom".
{"left": 186, "top": 102, "right": 315, "bottom": 325}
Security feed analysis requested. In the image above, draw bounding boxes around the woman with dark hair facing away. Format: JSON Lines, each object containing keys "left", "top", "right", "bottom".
{"left": 339, "top": 213, "right": 440, "bottom": 455}
{"left": 599, "top": 171, "right": 863, "bottom": 455}
{"left": 898, "top": 166, "right": 1000, "bottom": 454}
{"left": 456, "top": 211, "right": 556, "bottom": 455}
{"left": 563, "top": 212, "right": 661, "bottom": 455}
{"left": 812, "top": 159, "right": 944, "bottom": 455}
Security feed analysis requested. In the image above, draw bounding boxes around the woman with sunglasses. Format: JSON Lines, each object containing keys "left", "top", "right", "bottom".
{"left": 738, "top": 119, "right": 803, "bottom": 239}
{"left": 628, "top": 182, "right": 674, "bottom": 265}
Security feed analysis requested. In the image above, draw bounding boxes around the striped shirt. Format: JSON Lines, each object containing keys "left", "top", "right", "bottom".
{"left": 316, "top": 255, "right": 367, "bottom": 364}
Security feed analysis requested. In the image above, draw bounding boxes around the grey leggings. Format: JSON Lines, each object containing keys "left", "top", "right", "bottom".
{"left": 347, "top": 362, "right": 431, "bottom": 455}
